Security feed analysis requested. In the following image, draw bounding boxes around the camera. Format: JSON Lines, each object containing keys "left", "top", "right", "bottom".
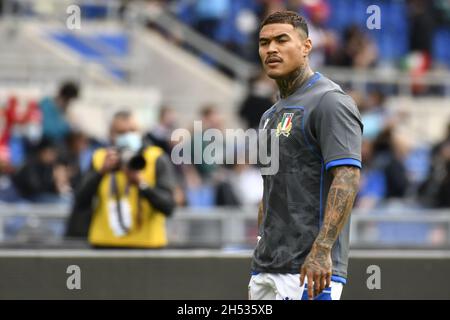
{"left": 119, "top": 148, "right": 146, "bottom": 171}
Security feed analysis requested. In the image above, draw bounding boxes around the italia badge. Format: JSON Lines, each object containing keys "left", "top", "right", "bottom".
{"left": 276, "top": 113, "right": 294, "bottom": 137}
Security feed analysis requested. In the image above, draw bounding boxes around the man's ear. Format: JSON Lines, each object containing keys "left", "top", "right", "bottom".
{"left": 303, "top": 38, "right": 313, "bottom": 57}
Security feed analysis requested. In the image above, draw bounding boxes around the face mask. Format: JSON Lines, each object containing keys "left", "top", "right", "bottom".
{"left": 115, "top": 132, "right": 142, "bottom": 152}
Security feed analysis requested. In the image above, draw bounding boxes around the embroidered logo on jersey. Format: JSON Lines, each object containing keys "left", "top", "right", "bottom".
{"left": 276, "top": 113, "right": 294, "bottom": 137}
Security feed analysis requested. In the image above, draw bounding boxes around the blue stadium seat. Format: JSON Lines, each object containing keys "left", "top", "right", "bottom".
{"left": 175, "top": 0, "right": 196, "bottom": 25}
{"left": 51, "top": 33, "right": 102, "bottom": 59}
{"left": 80, "top": 4, "right": 108, "bottom": 19}
{"left": 433, "top": 28, "right": 450, "bottom": 66}
{"left": 173, "top": 0, "right": 448, "bottom": 67}
{"left": 50, "top": 32, "right": 129, "bottom": 80}
{"left": 93, "top": 34, "right": 129, "bottom": 57}
{"left": 326, "top": 0, "right": 410, "bottom": 63}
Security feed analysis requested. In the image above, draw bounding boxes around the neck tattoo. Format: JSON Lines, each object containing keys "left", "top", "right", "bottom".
{"left": 277, "top": 66, "right": 313, "bottom": 99}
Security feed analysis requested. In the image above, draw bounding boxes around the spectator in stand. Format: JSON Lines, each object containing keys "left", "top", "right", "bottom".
{"left": 0, "top": 146, "right": 22, "bottom": 203}
{"left": 329, "top": 24, "right": 378, "bottom": 68}
{"left": 403, "top": 0, "right": 435, "bottom": 95}
{"left": 419, "top": 122, "right": 450, "bottom": 207}
{"left": 290, "top": 0, "right": 338, "bottom": 69}
{"left": 145, "top": 105, "right": 178, "bottom": 155}
{"left": 182, "top": 105, "right": 222, "bottom": 207}
{"left": 191, "top": 105, "right": 224, "bottom": 179}
{"left": 408, "top": 0, "right": 435, "bottom": 57}
{"left": 359, "top": 89, "right": 395, "bottom": 141}
{"left": 144, "top": 106, "right": 186, "bottom": 207}
{"left": 353, "top": 89, "right": 409, "bottom": 208}
{"left": 356, "top": 102, "right": 409, "bottom": 208}
{"left": 39, "top": 81, "right": 80, "bottom": 144}
{"left": 1, "top": 96, "right": 43, "bottom": 166}
{"left": 372, "top": 128, "right": 411, "bottom": 200}
{"left": 194, "top": 0, "right": 230, "bottom": 40}
{"left": 62, "top": 130, "right": 98, "bottom": 191}
{"left": 182, "top": 105, "right": 242, "bottom": 207}
{"left": 355, "top": 139, "right": 386, "bottom": 210}
{"left": 66, "top": 110, "right": 176, "bottom": 244}
{"left": 12, "top": 138, "right": 72, "bottom": 203}
{"left": 239, "top": 71, "right": 276, "bottom": 129}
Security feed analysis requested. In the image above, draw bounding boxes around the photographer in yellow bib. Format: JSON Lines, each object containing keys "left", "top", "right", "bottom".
{"left": 73, "top": 110, "right": 176, "bottom": 248}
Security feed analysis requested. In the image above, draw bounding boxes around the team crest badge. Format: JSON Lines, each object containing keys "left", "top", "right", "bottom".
{"left": 276, "top": 113, "right": 294, "bottom": 137}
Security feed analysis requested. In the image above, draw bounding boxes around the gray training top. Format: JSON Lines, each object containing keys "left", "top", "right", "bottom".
{"left": 252, "top": 72, "right": 363, "bottom": 282}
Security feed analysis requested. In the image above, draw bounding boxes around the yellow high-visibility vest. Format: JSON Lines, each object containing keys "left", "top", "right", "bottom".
{"left": 88, "top": 146, "right": 167, "bottom": 248}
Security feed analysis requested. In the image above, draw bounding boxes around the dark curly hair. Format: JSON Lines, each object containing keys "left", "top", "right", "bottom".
{"left": 260, "top": 11, "right": 309, "bottom": 37}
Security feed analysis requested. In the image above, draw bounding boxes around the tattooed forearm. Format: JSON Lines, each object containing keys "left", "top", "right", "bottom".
{"left": 277, "top": 65, "right": 313, "bottom": 98}
{"left": 314, "top": 166, "right": 360, "bottom": 250}
{"left": 299, "top": 166, "right": 360, "bottom": 296}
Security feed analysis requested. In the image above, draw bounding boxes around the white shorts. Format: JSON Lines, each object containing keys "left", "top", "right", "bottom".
{"left": 248, "top": 273, "right": 344, "bottom": 300}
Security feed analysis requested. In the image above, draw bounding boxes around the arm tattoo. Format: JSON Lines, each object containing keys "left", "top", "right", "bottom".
{"left": 314, "top": 166, "right": 360, "bottom": 250}
{"left": 277, "top": 66, "right": 313, "bottom": 99}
